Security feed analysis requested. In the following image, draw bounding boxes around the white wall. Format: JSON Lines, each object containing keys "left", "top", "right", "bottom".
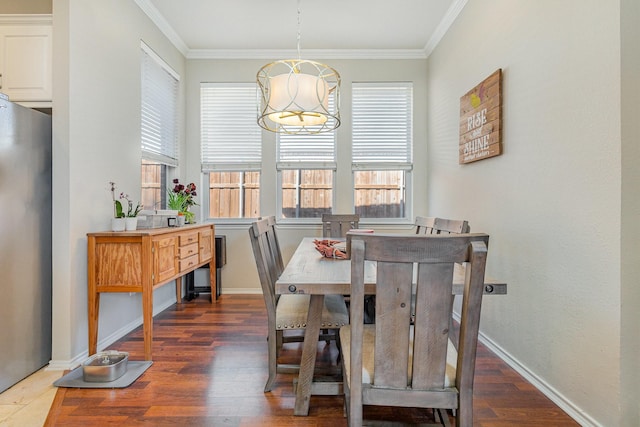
{"left": 185, "top": 58, "right": 428, "bottom": 293}
{"left": 427, "top": 1, "right": 627, "bottom": 425}
{"left": 50, "top": 0, "right": 185, "bottom": 367}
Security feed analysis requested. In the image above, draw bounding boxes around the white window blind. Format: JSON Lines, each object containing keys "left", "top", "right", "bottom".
{"left": 277, "top": 96, "right": 337, "bottom": 170}
{"left": 140, "top": 42, "right": 179, "bottom": 166}
{"left": 352, "top": 83, "right": 413, "bottom": 170}
{"left": 201, "top": 83, "right": 262, "bottom": 171}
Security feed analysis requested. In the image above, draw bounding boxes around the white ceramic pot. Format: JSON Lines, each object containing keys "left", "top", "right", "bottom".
{"left": 111, "top": 217, "right": 125, "bottom": 232}
{"left": 125, "top": 217, "right": 138, "bottom": 231}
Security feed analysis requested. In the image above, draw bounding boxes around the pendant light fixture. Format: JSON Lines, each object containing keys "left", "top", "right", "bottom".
{"left": 257, "top": 0, "right": 341, "bottom": 135}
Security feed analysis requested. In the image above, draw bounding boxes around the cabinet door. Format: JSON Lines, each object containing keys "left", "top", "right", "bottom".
{"left": 199, "top": 228, "right": 213, "bottom": 264}
{"left": 153, "top": 236, "right": 178, "bottom": 284}
{"left": 0, "top": 24, "right": 52, "bottom": 102}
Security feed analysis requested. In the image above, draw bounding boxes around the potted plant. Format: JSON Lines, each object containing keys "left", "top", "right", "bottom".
{"left": 168, "top": 179, "right": 197, "bottom": 224}
{"left": 120, "top": 192, "right": 142, "bottom": 231}
{"left": 110, "top": 182, "right": 142, "bottom": 231}
{"left": 109, "top": 182, "right": 126, "bottom": 231}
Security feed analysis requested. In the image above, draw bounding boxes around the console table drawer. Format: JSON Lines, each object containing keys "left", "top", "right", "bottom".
{"left": 179, "top": 232, "right": 199, "bottom": 246}
{"left": 179, "top": 242, "right": 199, "bottom": 259}
{"left": 180, "top": 254, "right": 199, "bottom": 272}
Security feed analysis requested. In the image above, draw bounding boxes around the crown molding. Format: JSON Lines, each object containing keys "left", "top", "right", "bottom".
{"left": 134, "top": 0, "right": 189, "bottom": 56}
{"left": 424, "top": 0, "right": 468, "bottom": 57}
{"left": 0, "top": 14, "right": 52, "bottom": 25}
{"left": 187, "top": 48, "right": 428, "bottom": 60}
{"left": 136, "top": 0, "right": 467, "bottom": 61}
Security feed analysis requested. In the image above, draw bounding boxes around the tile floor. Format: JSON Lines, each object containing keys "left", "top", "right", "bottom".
{"left": 0, "top": 368, "right": 63, "bottom": 427}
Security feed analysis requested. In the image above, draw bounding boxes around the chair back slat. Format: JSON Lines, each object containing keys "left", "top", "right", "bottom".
{"left": 412, "top": 262, "right": 455, "bottom": 389}
{"left": 322, "top": 213, "right": 360, "bottom": 237}
{"left": 373, "top": 261, "right": 413, "bottom": 388}
{"left": 415, "top": 216, "right": 470, "bottom": 235}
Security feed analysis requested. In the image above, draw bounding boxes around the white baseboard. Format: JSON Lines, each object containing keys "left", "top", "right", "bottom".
{"left": 451, "top": 311, "right": 601, "bottom": 427}
{"left": 46, "top": 298, "right": 177, "bottom": 371}
{"left": 219, "top": 288, "right": 261, "bottom": 295}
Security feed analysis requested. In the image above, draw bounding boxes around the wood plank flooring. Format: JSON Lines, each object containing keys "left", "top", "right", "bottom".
{"left": 44, "top": 295, "right": 579, "bottom": 426}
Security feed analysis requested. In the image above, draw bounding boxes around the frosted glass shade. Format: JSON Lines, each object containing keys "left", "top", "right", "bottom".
{"left": 266, "top": 72, "right": 329, "bottom": 126}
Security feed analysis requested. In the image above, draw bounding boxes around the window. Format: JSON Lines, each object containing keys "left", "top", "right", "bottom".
{"left": 352, "top": 83, "right": 413, "bottom": 219}
{"left": 140, "top": 160, "right": 165, "bottom": 211}
{"left": 277, "top": 98, "right": 336, "bottom": 219}
{"left": 140, "top": 42, "right": 179, "bottom": 210}
{"left": 201, "top": 83, "right": 261, "bottom": 219}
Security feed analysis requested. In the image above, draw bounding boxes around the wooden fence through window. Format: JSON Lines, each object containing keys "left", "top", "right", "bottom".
{"left": 208, "top": 169, "right": 405, "bottom": 219}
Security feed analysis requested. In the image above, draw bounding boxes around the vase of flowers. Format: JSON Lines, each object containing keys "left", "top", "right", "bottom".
{"left": 120, "top": 192, "right": 142, "bottom": 231}
{"left": 110, "top": 182, "right": 142, "bottom": 232}
{"left": 168, "top": 179, "right": 197, "bottom": 224}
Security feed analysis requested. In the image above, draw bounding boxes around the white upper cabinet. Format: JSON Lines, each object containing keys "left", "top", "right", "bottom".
{"left": 0, "top": 15, "right": 52, "bottom": 106}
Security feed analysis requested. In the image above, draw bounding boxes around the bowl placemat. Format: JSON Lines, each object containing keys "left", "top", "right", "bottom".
{"left": 53, "top": 361, "right": 152, "bottom": 388}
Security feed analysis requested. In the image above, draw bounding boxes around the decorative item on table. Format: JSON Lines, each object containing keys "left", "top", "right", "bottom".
{"left": 109, "top": 181, "right": 125, "bottom": 231}
{"left": 137, "top": 209, "right": 178, "bottom": 229}
{"left": 119, "top": 192, "right": 142, "bottom": 231}
{"left": 109, "top": 182, "right": 142, "bottom": 231}
{"left": 313, "top": 239, "right": 348, "bottom": 259}
{"left": 168, "top": 179, "right": 197, "bottom": 224}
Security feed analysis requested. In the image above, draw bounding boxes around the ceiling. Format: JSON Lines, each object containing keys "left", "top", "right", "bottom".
{"left": 140, "top": 0, "right": 463, "bottom": 58}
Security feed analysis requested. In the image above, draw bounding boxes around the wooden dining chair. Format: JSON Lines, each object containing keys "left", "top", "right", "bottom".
{"left": 415, "top": 216, "right": 470, "bottom": 235}
{"left": 414, "top": 216, "right": 472, "bottom": 350}
{"left": 341, "top": 233, "right": 489, "bottom": 426}
{"left": 248, "top": 216, "right": 349, "bottom": 392}
{"left": 322, "top": 213, "right": 360, "bottom": 238}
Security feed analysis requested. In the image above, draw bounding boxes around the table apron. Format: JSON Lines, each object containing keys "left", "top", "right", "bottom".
{"left": 276, "top": 282, "right": 506, "bottom": 296}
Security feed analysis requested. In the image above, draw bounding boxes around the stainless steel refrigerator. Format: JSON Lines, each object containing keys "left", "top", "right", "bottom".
{"left": 0, "top": 94, "right": 52, "bottom": 393}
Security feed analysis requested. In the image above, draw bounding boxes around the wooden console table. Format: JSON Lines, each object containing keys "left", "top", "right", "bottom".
{"left": 87, "top": 223, "right": 215, "bottom": 360}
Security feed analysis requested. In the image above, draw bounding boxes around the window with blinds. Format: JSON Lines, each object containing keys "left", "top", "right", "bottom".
{"left": 277, "top": 99, "right": 336, "bottom": 219}
{"left": 200, "top": 83, "right": 262, "bottom": 219}
{"left": 140, "top": 42, "right": 179, "bottom": 210}
{"left": 352, "top": 83, "right": 413, "bottom": 219}
{"left": 140, "top": 42, "right": 179, "bottom": 166}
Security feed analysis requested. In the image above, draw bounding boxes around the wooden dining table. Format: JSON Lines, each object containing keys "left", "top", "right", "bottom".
{"left": 275, "top": 237, "right": 507, "bottom": 416}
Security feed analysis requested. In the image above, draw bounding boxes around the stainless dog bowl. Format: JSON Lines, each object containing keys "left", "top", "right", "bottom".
{"left": 82, "top": 351, "right": 129, "bottom": 382}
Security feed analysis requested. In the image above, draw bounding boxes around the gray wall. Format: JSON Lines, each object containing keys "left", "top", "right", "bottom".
{"left": 620, "top": 0, "right": 640, "bottom": 425}
{"left": 427, "top": 0, "right": 634, "bottom": 425}
{"left": 50, "top": 0, "right": 186, "bottom": 367}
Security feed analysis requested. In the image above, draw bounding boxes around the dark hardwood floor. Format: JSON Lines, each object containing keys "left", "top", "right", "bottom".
{"left": 45, "top": 295, "right": 579, "bottom": 426}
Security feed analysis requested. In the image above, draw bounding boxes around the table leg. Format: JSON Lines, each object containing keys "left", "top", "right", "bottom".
{"left": 142, "top": 287, "right": 154, "bottom": 361}
{"left": 176, "top": 276, "right": 183, "bottom": 304}
{"left": 210, "top": 262, "right": 217, "bottom": 304}
{"left": 88, "top": 292, "right": 100, "bottom": 356}
{"left": 294, "top": 294, "right": 324, "bottom": 416}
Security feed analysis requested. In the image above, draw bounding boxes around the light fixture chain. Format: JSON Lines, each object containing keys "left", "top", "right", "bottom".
{"left": 296, "top": 0, "right": 301, "bottom": 60}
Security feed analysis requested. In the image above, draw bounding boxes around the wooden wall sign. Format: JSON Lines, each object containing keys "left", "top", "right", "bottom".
{"left": 459, "top": 69, "right": 502, "bottom": 164}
